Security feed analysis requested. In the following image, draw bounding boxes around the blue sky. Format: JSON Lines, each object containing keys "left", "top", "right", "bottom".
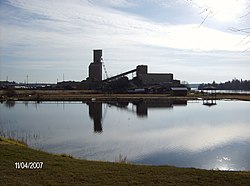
{"left": 0, "top": 0, "right": 250, "bottom": 83}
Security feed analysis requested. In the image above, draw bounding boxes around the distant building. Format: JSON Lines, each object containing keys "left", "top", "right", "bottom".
{"left": 171, "top": 87, "right": 188, "bottom": 96}
{"left": 0, "top": 81, "right": 16, "bottom": 89}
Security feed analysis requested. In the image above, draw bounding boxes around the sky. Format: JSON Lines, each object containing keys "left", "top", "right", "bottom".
{"left": 0, "top": 0, "right": 250, "bottom": 83}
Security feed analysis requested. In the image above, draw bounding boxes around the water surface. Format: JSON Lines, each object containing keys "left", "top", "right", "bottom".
{"left": 0, "top": 100, "right": 249, "bottom": 170}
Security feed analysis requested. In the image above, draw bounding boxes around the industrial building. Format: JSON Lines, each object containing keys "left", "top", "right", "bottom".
{"left": 136, "top": 65, "right": 174, "bottom": 86}
{"left": 85, "top": 49, "right": 186, "bottom": 93}
{"left": 88, "top": 50, "right": 175, "bottom": 86}
{"left": 56, "top": 49, "right": 187, "bottom": 93}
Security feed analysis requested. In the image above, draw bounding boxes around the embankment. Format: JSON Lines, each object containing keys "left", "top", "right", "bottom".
{"left": 1, "top": 89, "right": 250, "bottom": 102}
{"left": 0, "top": 137, "right": 249, "bottom": 185}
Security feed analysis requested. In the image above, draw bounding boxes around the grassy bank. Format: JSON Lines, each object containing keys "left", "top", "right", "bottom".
{"left": 1, "top": 89, "right": 250, "bottom": 101}
{"left": 1, "top": 137, "right": 249, "bottom": 185}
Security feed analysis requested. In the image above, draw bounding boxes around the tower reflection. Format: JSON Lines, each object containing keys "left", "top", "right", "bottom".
{"left": 87, "top": 100, "right": 187, "bottom": 133}
{"left": 88, "top": 102, "right": 103, "bottom": 133}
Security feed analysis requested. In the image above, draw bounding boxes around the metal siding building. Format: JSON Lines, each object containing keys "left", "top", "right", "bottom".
{"left": 139, "top": 73, "right": 173, "bottom": 85}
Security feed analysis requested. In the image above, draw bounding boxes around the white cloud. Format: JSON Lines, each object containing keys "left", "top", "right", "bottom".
{"left": 89, "top": 0, "right": 136, "bottom": 8}
{"left": 3, "top": 0, "right": 248, "bottom": 51}
{"left": 1, "top": 0, "right": 249, "bottom": 82}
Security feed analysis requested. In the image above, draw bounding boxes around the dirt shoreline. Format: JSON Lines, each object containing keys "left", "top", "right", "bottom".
{"left": 1, "top": 89, "right": 250, "bottom": 102}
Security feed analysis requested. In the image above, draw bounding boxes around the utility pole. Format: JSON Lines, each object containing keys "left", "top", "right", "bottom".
{"left": 26, "top": 75, "right": 29, "bottom": 85}
{"left": 63, "top": 74, "right": 65, "bottom": 82}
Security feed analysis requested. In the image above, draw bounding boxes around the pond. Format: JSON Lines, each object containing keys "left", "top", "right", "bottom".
{"left": 0, "top": 100, "right": 249, "bottom": 171}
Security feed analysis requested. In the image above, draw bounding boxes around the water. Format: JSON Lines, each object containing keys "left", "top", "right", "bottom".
{"left": 0, "top": 100, "right": 249, "bottom": 171}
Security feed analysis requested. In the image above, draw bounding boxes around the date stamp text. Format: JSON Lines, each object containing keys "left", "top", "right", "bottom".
{"left": 15, "top": 162, "right": 44, "bottom": 169}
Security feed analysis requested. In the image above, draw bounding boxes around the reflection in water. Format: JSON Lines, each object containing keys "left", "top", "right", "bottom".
{"left": 87, "top": 100, "right": 187, "bottom": 133}
{"left": 203, "top": 98, "right": 217, "bottom": 107}
{"left": 4, "top": 100, "right": 16, "bottom": 108}
{"left": 1, "top": 100, "right": 249, "bottom": 170}
{"left": 203, "top": 89, "right": 217, "bottom": 106}
{"left": 88, "top": 102, "right": 103, "bottom": 133}
{"left": 107, "top": 100, "right": 187, "bottom": 117}
{"left": 136, "top": 102, "right": 148, "bottom": 116}
{"left": 3, "top": 100, "right": 41, "bottom": 109}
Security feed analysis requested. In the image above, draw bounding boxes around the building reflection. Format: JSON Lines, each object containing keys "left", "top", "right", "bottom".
{"left": 202, "top": 86, "right": 217, "bottom": 106}
{"left": 4, "top": 100, "right": 16, "bottom": 108}
{"left": 87, "top": 100, "right": 187, "bottom": 133}
{"left": 88, "top": 102, "right": 103, "bottom": 133}
{"left": 133, "top": 100, "right": 187, "bottom": 117}
{"left": 2, "top": 101, "right": 41, "bottom": 109}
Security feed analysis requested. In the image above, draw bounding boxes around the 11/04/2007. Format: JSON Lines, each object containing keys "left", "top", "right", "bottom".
{"left": 15, "top": 162, "right": 43, "bottom": 169}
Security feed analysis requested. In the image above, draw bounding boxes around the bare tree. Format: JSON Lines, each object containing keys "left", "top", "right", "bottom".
{"left": 186, "top": 0, "right": 250, "bottom": 51}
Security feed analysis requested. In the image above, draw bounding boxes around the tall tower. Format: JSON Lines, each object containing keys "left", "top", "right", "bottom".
{"left": 88, "top": 49, "right": 102, "bottom": 81}
{"left": 136, "top": 65, "right": 148, "bottom": 77}
{"left": 93, "top": 49, "right": 102, "bottom": 63}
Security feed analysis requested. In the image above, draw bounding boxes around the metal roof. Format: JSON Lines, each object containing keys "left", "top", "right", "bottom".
{"left": 171, "top": 87, "right": 188, "bottom": 90}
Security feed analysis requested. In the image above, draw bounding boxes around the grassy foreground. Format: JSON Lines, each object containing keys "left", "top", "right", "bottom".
{"left": 0, "top": 137, "right": 249, "bottom": 186}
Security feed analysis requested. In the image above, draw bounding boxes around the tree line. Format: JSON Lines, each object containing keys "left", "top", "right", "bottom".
{"left": 198, "top": 78, "right": 250, "bottom": 91}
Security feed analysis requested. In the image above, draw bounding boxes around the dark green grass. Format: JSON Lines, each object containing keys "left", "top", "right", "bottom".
{"left": 0, "top": 137, "right": 249, "bottom": 185}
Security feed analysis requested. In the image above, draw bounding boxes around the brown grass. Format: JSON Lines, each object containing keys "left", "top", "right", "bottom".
{"left": 1, "top": 89, "right": 250, "bottom": 101}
